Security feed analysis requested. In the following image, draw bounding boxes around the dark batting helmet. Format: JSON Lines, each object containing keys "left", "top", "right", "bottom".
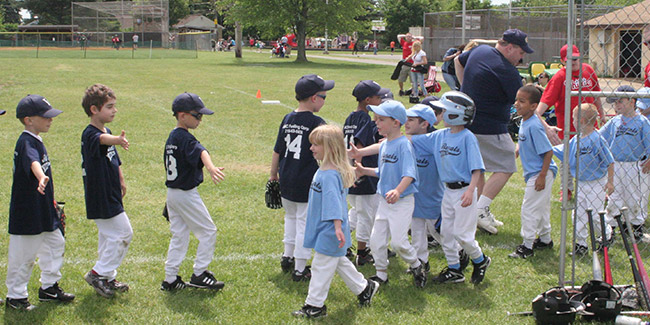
{"left": 532, "top": 287, "right": 584, "bottom": 325}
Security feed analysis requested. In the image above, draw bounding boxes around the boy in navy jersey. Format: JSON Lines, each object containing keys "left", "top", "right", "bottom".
{"left": 6, "top": 95, "right": 74, "bottom": 310}
{"left": 161, "top": 93, "right": 226, "bottom": 291}
{"left": 343, "top": 80, "right": 384, "bottom": 266}
{"left": 81, "top": 84, "right": 132, "bottom": 298}
{"left": 270, "top": 74, "right": 333, "bottom": 281}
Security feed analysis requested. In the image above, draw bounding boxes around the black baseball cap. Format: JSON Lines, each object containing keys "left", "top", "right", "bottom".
{"left": 172, "top": 92, "right": 214, "bottom": 114}
{"left": 421, "top": 95, "right": 442, "bottom": 112}
{"left": 295, "top": 74, "right": 335, "bottom": 100}
{"left": 16, "top": 94, "right": 62, "bottom": 118}
{"left": 352, "top": 80, "right": 381, "bottom": 101}
{"left": 502, "top": 29, "right": 534, "bottom": 54}
{"left": 378, "top": 88, "right": 394, "bottom": 102}
{"left": 606, "top": 85, "right": 635, "bottom": 103}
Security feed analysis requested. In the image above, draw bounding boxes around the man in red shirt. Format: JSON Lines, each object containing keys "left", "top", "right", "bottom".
{"left": 536, "top": 44, "right": 606, "bottom": 144}
{"left": 397, "top": 33, "right": 419, "bottom": 96}
{"left": 644, "top": 27, "right": 650, "bottom": 87}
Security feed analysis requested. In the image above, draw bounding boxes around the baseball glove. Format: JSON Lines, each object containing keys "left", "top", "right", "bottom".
{"left": 162, "top": 203, "right": 170, "bottom": 222}
{"left": 54, "top": 200, "right": 66, "bottom": 236}
{"left": 265, "top": 180, "right": 282, "bottom": 209}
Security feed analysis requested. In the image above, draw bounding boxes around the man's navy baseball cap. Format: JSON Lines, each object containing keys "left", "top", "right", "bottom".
{"left": 352, "top": 80, "right": 381, "bottom": 101}
{"left": 502, "top": 29, "right": 534, "bottom": 54}
{"left": 16, "top": 94, "right": 62, "bottom": 118}
{"left": 367, "top": 100, "right": 407, "bottom": 125}
{"left": 295, "top": 74, "right": 335, "bottom": 100}
{"left": 407, "top": 104, "right": 437, "bottom": 126}
{"left": 606, "top": 85, "right": 635, "bottom": 103}
{"left": 378, "top": 88, "right": 394, "bottom": 103}
{"left": 172, "top": 92, "right": 214, "bottom": 114}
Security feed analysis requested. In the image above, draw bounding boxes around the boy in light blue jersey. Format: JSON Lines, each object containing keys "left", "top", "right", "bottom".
{"left": 553, "top": 103, "right": 614, "bottom": 255}
{"left": 411, "top": 91, "right": 490, "bottom": 285}
{"left": 600, "top": 85, "right": 650, "bottom": 240}
{"left": 355, "top": 100, "right": 426, "bottom": 288}
{"left": 509, "top": 85, "right": 557, "bottom": 259}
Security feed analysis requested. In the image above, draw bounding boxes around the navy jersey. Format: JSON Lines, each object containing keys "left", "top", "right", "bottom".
{"left": 81, "top": 125, "right": 124, "bottom": 220}
{"left": 9, "top": 132, "right": 58, "bottom": 235}
{"left": 343, "top": 110, "right": 380, "bottom": 195}
{"left": 273, "top": 111, "right": 325, "bottom": 202}
{"left": 165, "top": 128, "right": 207, "bottom": 190}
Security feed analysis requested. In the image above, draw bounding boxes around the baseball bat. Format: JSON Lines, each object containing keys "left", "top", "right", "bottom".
{"left": 587, "top": 209, "right": 603, "bottom": 281}
{"left": 616, "top": 209, "right": 650, "bottom": 310}
{"left": 506, "top": 311, "right": 532, "bottom": 316}
{"left": 623, "top": 208, "right": 650, "bottom": 301}
{"left": 599, "top": 211, "right": 613, "bottom": 285}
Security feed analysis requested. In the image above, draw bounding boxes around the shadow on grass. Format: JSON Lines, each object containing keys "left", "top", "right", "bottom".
{"left": 268, "top": 271, "right": 310, "bottom": 296}
{"left": 73, "top": 291, "right": 125, "bottom": 323}
{"left": 2, "top": 300, "right": 63, "bottom": 325}
{"left": 161, "top": 288, "right": 222, "bottom": 320}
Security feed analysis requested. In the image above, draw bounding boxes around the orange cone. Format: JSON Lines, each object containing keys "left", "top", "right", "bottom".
{"left": 256, "top": 89, "right": 262, "bottom": 99}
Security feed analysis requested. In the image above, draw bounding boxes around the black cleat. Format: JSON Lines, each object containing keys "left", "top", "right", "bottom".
{"left": 292, "top": 304, "right": 327, "bottom": 318}
{"left": 508, "top": 245, "right": 534, "bottom": 259}
{"left": 570, "top": 244, "right": 588, "bottom": 256}
{"left": 532, "top": 238, "right": 554, "bottom": 250}
{"left": 292, "top": 266, "right": 311, "bottom": 282}
{"left": 280, "top": 256, "right": 295, "bottom": 273}
{"left": 459, "top": 249, "right": 470, "bottom": 272}
{"left": 470, "top": 255, "right": 491, "bottom": 284}
{"left": 369, "top": 275, "right": 389, "bottom": 285}
{"left": 5, "top": 298, "right": 36, "bottom": 311}
{"left": 108, "top": 279, "right": 129, "bottom": 293}
{"left": 387, "top": 249, "right": 397, "bottom": 258}
{"left": 356, "top": 248, "right": 374, "bottom": 266}
{"left": 410, "top": 263, "right": 427, "bottom": 288}
{"left": 433, "top": 267, "right": 464, "bottom": 284}
{"left": 161, "top": 276, "right": 187, "bottom": 291}
{"left": 38, "top": 282, "right": 75, "bottom": 302}
{"left": 189, "top": 271, "right": 225, "bottom": 291}
{"left": 358, "top": 279, "right": 379, "bottom": 306}
{"left": 84, "top": 271, "right": 114, "bottom": 298}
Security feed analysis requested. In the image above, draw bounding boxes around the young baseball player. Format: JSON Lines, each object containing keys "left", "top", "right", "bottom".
{"left": 509, "top": 85, "right": 557, "bottom": 259}
{"left": 5, "top": 95, "right": 74, "bottom": 311}
{"left": 411, "top": 91, "right": 491, "bottom": 284}
{"left": 81, "top": 84, "right": 133, "bottom": 298}
{"left": 270, "top": 74, "right": 333, "bottom": 281}
{"left": 343, "top": 80, "right": 384, "bottom": 266}
{"left": 354, "top": 100, "right": 426, "bottom": 288}
{"left": 600, "top": 85, "right": 650, "bottom": 241}
{"left": 161, "top": 93, "right": 226, "bottom": 291}
{"left": 553, "top": 103, "right": 614, "bottom": 256}
{"left": 292, "top": 125, "right": 379, "bottom": 319}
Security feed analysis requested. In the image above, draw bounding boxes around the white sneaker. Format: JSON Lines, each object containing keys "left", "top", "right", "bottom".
{"left": 483, "top": 206, "right": 504, "bottom": 227}
{"left": 477, "top": 208, "right": 498, "bottom": 234}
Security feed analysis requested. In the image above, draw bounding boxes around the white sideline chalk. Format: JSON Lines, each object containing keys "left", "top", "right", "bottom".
{"left": 262, "top": 100, "right": 281, "bottom": 105}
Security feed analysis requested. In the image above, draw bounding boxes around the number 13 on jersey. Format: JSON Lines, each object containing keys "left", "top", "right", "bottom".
{"left": 166, "top": 154, "right": 177, "bottom": 181}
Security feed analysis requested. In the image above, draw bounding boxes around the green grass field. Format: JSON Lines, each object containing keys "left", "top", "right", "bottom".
{"left": 0, "top": 49, "right": 642, "bottom": 324}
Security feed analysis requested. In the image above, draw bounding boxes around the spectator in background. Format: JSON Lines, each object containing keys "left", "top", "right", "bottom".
{"left": 441, "top": 44, "right": 464, "bottom": 91}
{"left": 397, "top": 33, "right": 423, "bottom": 96}
{"left": 390, "top": 41, "right": 395, "bottom": 55}
{"left": 643, "top": 26, "right": 650, "bottom": 88}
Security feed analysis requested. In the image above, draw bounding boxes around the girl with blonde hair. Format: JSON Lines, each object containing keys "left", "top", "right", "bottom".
{"left": 293, "top": 124, "right": 378, "bottom": 318}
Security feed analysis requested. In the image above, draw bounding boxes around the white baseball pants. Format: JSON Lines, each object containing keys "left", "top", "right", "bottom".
{"left": 441, "top": 187, "right": 483, "bottom": 265}
{"left": 348, "top": 194, "right": 380, "bottom": 243}
{"left": 6, "top": 230, "right": 65, "bottom": 299}
{"left": 93, "top": 211, "right": 132, "bottom": 281}
{"left": 573, "top": 177, "right": 612, "bottom": 246}
{"left": 305, "top": 252, "right": 368, "bottom": 308}
{"left": 520, "top": 173, "right": 555, "bottom": 248}
{"left": 607, "top": 161, "right": 650, "bottom": 225}
{"left": 370, "top": 195, "right": 418, "bottom": 271}
{"left": 281, "top": 198, "right": 312, "bottom": 261}
{"left": 165, "top": 188, "right": 217, "bottom": 282}
{"left": 411, "top": 217, "right": 437, "bottom": 262}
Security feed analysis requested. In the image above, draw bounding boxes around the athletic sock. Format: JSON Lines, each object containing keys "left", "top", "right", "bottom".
{"left": 472, "top": 254, "right": 485, "bottom": 264}
{"left": 295, "top": 258, "right": 307, "bottom": 272}
{"left": 283, "top": 244, "right": 295, "bottom": 258}
{"left": 477, "top": 196, "right": 492, "bottom": 210}
{"left": 376, "top": 271, "right": 388, "bottom": 281}
{"left": 449, "top": 263, "right": 461, "bottom": 270}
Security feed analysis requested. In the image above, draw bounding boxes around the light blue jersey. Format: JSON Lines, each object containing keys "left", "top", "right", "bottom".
{"left": 518, "top": 115, "right": 558, "bottom": 182}
{"left": 410, "top": 132, "right": 444, "bottom": 220}
{"left": 553, "top": 131, "right": 614, "bottom": 181}
{"left": 599, "top": 114, "right": 650, "bottom": 162}
{"left": 375, "top": 135, "right": 419, "bottom": 198}
{"left": 303, "top": 169, "right": 351, "bottom": 257}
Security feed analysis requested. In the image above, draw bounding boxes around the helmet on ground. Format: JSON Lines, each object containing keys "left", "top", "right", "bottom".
{"left": 571, "top": 280, "right": 621, "bottom": 321}
{"left": 433, "top": 91, "right": 476, "bottom": 126}
{"left": 532, "top": 287, "right": 584, "bottom": 325}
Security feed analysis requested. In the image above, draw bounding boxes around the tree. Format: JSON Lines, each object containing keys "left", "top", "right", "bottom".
{"left": 229, "top": 0, "right": 370, "bottom": 62}
{"left": 379, "top": 0, "right": 441, "bottom": 46}
{"left": 169, "top": 0, "right": 191, "bottom": 26}
{"left": 23, "top": 0, "right": 74, "bottom": 25}
{"left": 1, "top": 0, "right": 20, "bottom": 24}
{"left": 444, "top": 0, "right": 492, "bottom": 11}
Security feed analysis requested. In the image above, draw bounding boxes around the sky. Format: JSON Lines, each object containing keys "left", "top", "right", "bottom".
{"left": 490, "top": 0, "right": 512, "bottom": 5}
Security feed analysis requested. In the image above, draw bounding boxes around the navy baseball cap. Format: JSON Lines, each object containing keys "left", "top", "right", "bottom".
{"left": 367, "top": 100, "right": 407, "bottom": 125}
{"left": 172, "top": 92, "right": 214, "bottom": 114}
{"left": 606, "top": 85, "right": 635, "bottom": 103}
{"left": 352, "top": 80, "right": 381, "bottom": 101}
{"left": 502, "top": 29, "right": 534, "bottom": 54}
{"left": 295, "top": 74, "right": 335, "bottom": 100}
{"left": 378, "top": 88, "right": 394, "bottom": 102}
{"left": 407, "top": 104, "right": 437, "bottom": 126}
{"left": 16, "top": 95, "right": 62, "bottom": 118}
{"left": 421, "top": 96, "right": 441, "bottom": 111}
{"left": 636, "top": 87, "right": 650, "bottom": 111}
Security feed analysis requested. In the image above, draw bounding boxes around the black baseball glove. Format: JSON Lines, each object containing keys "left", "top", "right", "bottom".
{"left": 265, "top": 180, "right": 282, "bottom": 209}
{"left": 162, "top": 203, "right": 170, "bottom": 222}
{"left": 54, "top": 201, "right": 66, "bottom": 236}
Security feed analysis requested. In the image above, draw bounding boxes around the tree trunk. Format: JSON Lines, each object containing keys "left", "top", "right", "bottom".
{"left": 295, "top": 7, "right": 308, "bottom": 62}
{"left": 235, "top": 21, "right": 242, "bottom": 58}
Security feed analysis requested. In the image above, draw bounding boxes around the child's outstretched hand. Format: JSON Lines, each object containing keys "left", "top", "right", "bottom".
{"left": 37, "top": 175, "right": 49, "bottom": 195}
{"left": 460, "top": 188, "right": 473, "bottom": 207}
{"left": 354, "top": 161, "right": 365, "bottom": 179}
{"left": 347, "top": 143, "right": 361, "bottom": 162}
{"left": 336, "top": 227, "right": 345, "bottom": 248}
{"left": 118, "top": 130, "right": 129, "bottom": 150}
{"left": 209, "top": 167, "right": 226, "bottom": 185}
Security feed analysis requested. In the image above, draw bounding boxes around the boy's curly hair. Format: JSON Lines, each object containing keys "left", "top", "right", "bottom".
{"left": 82, "top": 84, "right": 116, "bottom": 117}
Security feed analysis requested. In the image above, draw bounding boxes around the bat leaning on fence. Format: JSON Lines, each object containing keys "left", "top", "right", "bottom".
{"left": 587, "top": 209, "right": 603, "bottom": 281}
{"left": 599, "top": 211, "right": 613, "bottom": 285}
{"left": 623, "top": 207, "right": 650, "bottom": 306}
{"left": 615, "top": 208, "right": 650, "bottom": 310}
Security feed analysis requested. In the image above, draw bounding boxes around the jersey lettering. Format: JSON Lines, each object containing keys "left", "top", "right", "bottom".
{"left": 166, "top": 154, "right": 178, "bottom": 181}
{"left": 284, "top": 134, "right": 302, "bottom": 159}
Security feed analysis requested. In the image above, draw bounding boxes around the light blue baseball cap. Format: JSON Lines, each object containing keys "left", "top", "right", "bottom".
{"left": 637, "top": 87, "right": 650, "bottom": 111}
{"left": 407, "top": 104, "right": 437, "bottom": 126}
{"left": 367, "top": 100, "right": 407, "bottom": 125}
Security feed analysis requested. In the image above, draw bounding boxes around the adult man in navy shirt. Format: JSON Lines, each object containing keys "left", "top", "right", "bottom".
{"left": 454, "top": 29, "right": 533, "bottom": 234}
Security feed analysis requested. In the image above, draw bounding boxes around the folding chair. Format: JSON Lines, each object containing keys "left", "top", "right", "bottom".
{"left": 424, "top": 65, "right": 441, "bottom": 93}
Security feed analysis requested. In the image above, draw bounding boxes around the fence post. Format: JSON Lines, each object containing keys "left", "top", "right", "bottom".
{"left": 36, "top": 35, "right": 40, "bottom": 58}
{"left": 149, "top": 40, "right": 153, "bottom": 59}
{"left": 196, "top": 40, "right": 199, "bottom": 59}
